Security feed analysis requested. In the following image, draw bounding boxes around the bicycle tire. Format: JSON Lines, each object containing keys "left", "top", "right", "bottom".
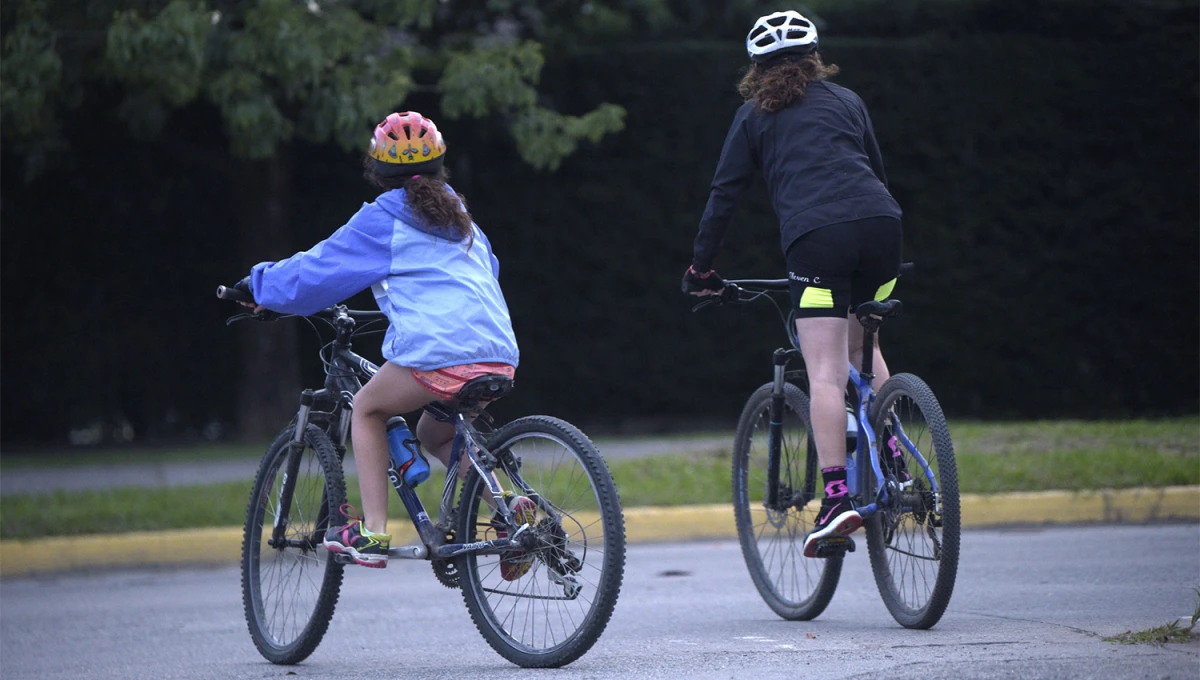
{"left": 242, "top": 424, "right": 347, "bottom": 664}
{"left": 733, "top": 382, "right": 842, "bottom": 620}
{"left": 456, "top": 416, "right": 625, "bottom": 668}
{"left": 865, "top": 373, "right": 960, "bottom": 629}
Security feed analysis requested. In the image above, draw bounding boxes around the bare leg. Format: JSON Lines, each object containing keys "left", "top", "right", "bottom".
{"left": 415, "top": 413, "right": 457, "bottom": 473}
{"left": 416, "top": 411, "right": 498, "bottom": 507}
{"left": 847, "top": 312, "right": 890, "bottom": 391}
{"left": 351, "top": 363, "right": 438, "bottom": 534}
{"left": 795, "top": 317, "right": 851, "bottom": 470}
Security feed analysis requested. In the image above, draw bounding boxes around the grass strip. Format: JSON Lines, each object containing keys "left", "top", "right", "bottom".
{"left": 2, "top": 418, "right": 1195, "bottom": 539}
{"left": 1, "top": 444, "right": 266, "bottom": 469}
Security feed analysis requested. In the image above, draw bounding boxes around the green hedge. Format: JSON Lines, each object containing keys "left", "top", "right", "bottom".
{"left": 446, "top": 21, "right": 1199, "bottom": 425}
{"left": 1, "top": 0, "right": 1195, "bottom": 442}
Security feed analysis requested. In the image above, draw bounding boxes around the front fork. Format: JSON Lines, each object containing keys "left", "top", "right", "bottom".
{"left": 764, "top": 349, "right": 803, "bottom": 510}
{"left": 270, "top": 390, "right": 317, "bottom": 548}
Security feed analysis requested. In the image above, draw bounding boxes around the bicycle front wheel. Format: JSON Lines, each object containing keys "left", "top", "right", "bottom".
{"left": 456, "top": 416, "right": 625, "bottom": 668}
{"left": 865, "top": 373, "right": 960, "bottom": 629}
{"left": 242, "top": 424, "right": 347, "bottom": 664}
{"left": 733, "top": 382, "right": 841, "bottom": 621}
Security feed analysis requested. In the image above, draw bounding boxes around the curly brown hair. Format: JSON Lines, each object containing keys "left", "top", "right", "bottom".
{"left": 362, "top": 158, "right": 474, "bottom": 244}
{"left": 738, "top": 51, "right": 840, "bottom": 113}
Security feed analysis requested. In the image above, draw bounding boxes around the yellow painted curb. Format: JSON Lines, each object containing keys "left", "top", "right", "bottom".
{"left": 960, "top": 486, "right": 1200, "bottom": 526}
{"left": 1, "top": 487, "right": 1196, "bottom": 578}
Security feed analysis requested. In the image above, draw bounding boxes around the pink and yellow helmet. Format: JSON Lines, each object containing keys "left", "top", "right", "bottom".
{"left": 368, "top": 112, "right": 446, "bottom": 172}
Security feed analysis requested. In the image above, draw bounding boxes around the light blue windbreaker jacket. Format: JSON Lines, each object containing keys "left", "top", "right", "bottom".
{"left": 248, "top": 188, "right": 519, "bottom": 371}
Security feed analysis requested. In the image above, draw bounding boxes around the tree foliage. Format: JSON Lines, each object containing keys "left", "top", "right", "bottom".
{"left": 2, "top": 0, "right": 630, "bottom": 170}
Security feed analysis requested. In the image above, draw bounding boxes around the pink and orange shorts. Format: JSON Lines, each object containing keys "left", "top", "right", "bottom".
{"left": 411, "top": 362, "right": 516, "bottom": 401}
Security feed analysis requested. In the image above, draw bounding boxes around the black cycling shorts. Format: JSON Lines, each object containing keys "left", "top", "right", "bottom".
{"left": 785, "top": 216, "right": 903, "bottom": 319}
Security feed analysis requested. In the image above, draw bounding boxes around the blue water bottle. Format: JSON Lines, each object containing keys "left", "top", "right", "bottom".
{"left": 386, "top": 416, "right": 430, "bottom": 487}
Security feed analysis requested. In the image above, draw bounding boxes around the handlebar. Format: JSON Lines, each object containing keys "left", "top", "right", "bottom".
{"left": 216, "top": 285, "right": 253, "bottom": 303}
{"left": 726, "top": 262, "right": 914, "bottom": 292}
{"left": 215, "top": 284, "right": 386, "bottom": 323}
{"left": 695, "top": 262, "right": 916, "bottom": 310}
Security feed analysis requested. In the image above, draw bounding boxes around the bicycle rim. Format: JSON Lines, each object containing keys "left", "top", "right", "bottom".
{"left": 734, "top": 383, "right": 841, "bottom": 620}
{"left": 866, "top": 373, "right": 960, "bottom": 629}
{"left": 458, "top": 417, "right": 624, "bottom": 667}
{"left": 242, "top": 425, "right": 346, "bottom": 663}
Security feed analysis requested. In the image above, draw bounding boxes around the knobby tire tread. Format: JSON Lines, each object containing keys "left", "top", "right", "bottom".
{"left": 456, "top": 416, "right": 626, "bottom": 668}
{"left": 241, "top": 424, "right": 346, "bottom": 664}
{"left": 733, "top": 382, "right": 842, "bottom": 621}
{"left": 865, "top": 373, "right": 960, "bottom": 629}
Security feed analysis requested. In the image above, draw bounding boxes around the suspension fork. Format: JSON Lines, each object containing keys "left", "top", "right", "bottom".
{"left": 271, "top": 389, "right": 316, "bottom": 547}
{"left": 765, "top": 349, "right": 801, "bottom": 510}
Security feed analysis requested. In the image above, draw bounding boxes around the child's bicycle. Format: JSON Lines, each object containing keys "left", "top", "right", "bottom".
{"left": 693, "top": 264, "right": 959, "bottom": 629}
{"left": 216, "top": 286, "right": 625, "bottom": 668}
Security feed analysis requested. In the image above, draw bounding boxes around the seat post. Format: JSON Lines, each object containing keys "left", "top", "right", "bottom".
{"left": 860, "top": 326, "right": 876, "bottom": 381}
{"left": 854, "top": 299, "right": 901, "bottom": 381}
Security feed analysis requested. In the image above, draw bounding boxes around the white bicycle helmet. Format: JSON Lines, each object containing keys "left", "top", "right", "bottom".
{"left": 746, "top": 10, "right": 818, "bottom": 62}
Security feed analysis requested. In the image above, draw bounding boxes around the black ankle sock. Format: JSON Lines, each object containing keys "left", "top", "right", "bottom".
{"left": 821, "top": 466, "right": 849, "bottom": 503}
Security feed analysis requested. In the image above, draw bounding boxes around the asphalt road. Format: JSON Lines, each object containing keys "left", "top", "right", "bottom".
{"left": 2, "top": 524, "right": 1197, "bottom": 679}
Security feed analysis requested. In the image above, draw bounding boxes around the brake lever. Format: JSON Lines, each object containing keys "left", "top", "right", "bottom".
{"left": 691, "top": 297, "right": 720, "bottom": 313}
{"left": 225, "top": 310, "right": 281, "bottom": 326}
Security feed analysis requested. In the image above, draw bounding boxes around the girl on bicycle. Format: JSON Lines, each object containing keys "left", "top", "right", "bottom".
{"left": 681, "top": 11, "right": 904, "bottom": 557}
{"left": 236, "top": 112, "right": 530, "bottom": 569}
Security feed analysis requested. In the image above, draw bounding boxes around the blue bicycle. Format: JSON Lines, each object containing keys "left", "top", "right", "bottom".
{"left": 217, "top": 288, "right": 626, "bottom": 667}
{"left": 698, "top": 268, "right": 959, "bottom": 629}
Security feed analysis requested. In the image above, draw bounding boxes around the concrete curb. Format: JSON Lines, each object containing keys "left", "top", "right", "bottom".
{"left": 2, "top": 486, "right": 1196, "bottom": 578}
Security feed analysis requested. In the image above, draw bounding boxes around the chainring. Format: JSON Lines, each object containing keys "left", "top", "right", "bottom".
{"left": 431, "top": 529, "right": 460, "bottom": 588}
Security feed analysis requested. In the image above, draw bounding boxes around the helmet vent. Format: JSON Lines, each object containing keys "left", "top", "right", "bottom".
{"left": 746, "top": 10, "right": 818, "bottom": 61}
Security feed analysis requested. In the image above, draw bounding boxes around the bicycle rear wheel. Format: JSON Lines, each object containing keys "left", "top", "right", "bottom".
{"left": 242, "top": 424, "right": 347, "bottom": 664}
{"left": 733, "top": 382, "right": 841, "bottom": 620}
{"left": 865, "top": 373, "right": 960, "bottom": 629}
{"left": 456, "top": 416, "right": 625, "bottom": 668}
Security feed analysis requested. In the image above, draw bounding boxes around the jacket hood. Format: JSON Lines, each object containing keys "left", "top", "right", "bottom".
{"left": 374, "top": 187, "right": 469, "bottom": 242}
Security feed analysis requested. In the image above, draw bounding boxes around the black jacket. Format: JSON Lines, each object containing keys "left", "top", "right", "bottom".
{"left": 692, "top": 81, "right": 902, "bottom": 272}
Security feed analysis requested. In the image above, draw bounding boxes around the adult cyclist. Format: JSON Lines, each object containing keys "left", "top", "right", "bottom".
{"left": 681, "top": 11, "right": 905, "bottom": 557}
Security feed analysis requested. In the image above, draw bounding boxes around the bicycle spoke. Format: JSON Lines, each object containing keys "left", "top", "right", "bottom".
{"left": 243, "top": 428, "right": 345, "bottom": 663}
{"left": 459, "top": 421, "right": 623, "bottom": 665}
{"left": 866, "top": 376, "right": 959, "bottom": 629}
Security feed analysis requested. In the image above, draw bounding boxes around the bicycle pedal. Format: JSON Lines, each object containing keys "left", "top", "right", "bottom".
{"left": 814, "top": 535, "right": 856, "bottom": 558}
{"left": 330, "top": 553, "right": 355, "bottom": 565}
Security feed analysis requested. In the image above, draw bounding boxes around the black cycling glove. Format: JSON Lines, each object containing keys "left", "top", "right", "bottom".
{"left": 681, "top": 266, "right": 725, "bottom": 295}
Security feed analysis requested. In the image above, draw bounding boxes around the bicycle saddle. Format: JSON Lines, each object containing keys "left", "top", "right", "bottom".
{"left": 455, "top": 375, "right": 515, "bottom": 407}
{"left": 855, "top": 299, "right": 903, "bottom": 325}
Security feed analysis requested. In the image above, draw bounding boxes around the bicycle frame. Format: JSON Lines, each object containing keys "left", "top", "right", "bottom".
{"left": 762, "top": 326, "right": 940, "bottom": 520}
{"left": 387, "top": 403, "right": 531, "bottom": 561}
{"left": 844, "top": 343, "right": 940, "bottom": 520}
{"left": 268, "top": 308, "right": 534, "bottom": 563}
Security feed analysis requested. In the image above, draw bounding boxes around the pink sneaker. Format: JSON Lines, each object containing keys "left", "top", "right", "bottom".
{"left": 494, "top": 495, "right": 538, "bottom": 581}
{"left": 803, "top": 497, "right": 862, "bottom": 558}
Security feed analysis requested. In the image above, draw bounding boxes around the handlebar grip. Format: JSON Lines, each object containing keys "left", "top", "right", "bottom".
{"left": 720, "top": 282, "right": 742, "bottom": 303}
{"left": 216, "top": 285, "right": 253, "bottom": 303}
